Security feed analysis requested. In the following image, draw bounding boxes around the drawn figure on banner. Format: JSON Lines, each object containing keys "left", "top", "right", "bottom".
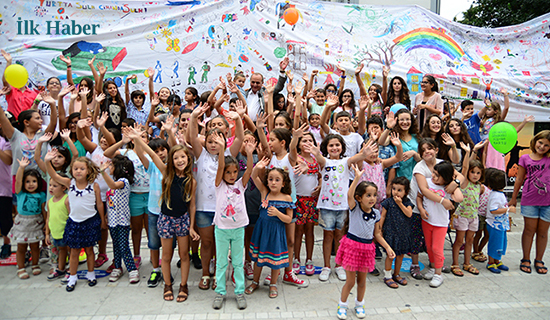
{"left": 276, "top": 1, "right": 291, "bottom": 30}
{"left": 154, "top": 61, "right": 163, "bottom": 83}
{"left": 201, "top": 62, "right": 210, "bottom": 83}
{"left": 188, "top": 66, "right": 197, "bottom": 85}
{"left": 172, "top": 61, "right": 180, "bottom": 78}
{"left": 482, "top": 77, "right": 493, "bottom": 99}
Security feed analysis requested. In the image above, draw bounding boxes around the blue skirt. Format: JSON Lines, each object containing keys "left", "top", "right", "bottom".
{"left": 63, "top": 214, "right": 101, "bottom": 249}
{"left": 487, "top": 224, "right": 507, "bottom": 260}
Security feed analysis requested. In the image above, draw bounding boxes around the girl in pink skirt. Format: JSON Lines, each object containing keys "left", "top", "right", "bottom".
{"left": 335, "top": 164, "right": 395, "bottom": 320}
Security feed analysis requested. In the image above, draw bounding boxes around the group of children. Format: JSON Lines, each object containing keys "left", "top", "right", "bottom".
{"left": 1, "top": 49, "right": 549, "bottom": 319}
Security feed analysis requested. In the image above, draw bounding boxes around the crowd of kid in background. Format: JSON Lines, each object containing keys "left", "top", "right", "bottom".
{"left": 1, "top": 49, "right": 549, "bottom": 320}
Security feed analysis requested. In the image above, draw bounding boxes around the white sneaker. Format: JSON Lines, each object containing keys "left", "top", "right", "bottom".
{"left": 129, "top": 270, "right": 140, "bottom": 284}
{"left": 335, "top": 266, "right": 347, "bottom": 281}
{"left": 292, "top": 259, "right": 301, "bottom": 273}
{"left": 209, "top": 258, "right": 216, "bottom": 275}
{"left": 109, "top": 268, "right": 123, "bottom": 282}
{"left": 429, "top": 274, "right": 444, "bottom": 288}
{"left": 319, "top": 267, "right": 331, "bottom": 281}
{"left": 263, "top": 274, "right": 272, "bottom": 286}
{"left": 39, "top": 247, "right": 50, "bottom": 264}
{"left": 423, "top": 268, "right": 435, "bottom": 280}
{"left": 337, "top": 305, "right": 348, "bottom": 319}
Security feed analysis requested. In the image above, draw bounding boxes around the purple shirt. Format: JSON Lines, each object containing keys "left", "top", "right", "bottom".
{"left": 518, "top": 154, "right": 550, "bottom": 206}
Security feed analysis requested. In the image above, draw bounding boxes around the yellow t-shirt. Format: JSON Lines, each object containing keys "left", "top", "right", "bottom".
{"left": 48, "top": 194, "right": 69, "bottom": 240}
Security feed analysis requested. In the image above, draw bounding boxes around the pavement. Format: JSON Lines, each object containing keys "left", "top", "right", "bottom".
{"left": 1, "top": 209, "right": 550, "bottom": 320}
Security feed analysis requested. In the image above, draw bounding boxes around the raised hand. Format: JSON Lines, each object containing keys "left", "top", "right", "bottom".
{"left": 441, "top": 133, "right": 456, "bottom": 147}
{"left": 97, "top": 61, "right": 107, "bottom": 75}
{"left": 292, "top": 123, "right": 309, "bottom": 139}
{"left": 17, "top": 157, "right": 31, "bottom": 168}
{"left": 79, "top": 87, "right": 90, "bottom": 98}
{"left": 0, "top": 86, "right": 11, "bottom": 96}
{"left": 264, "top": 81, "right": 274, "bottom": 95}
{"left": 350, "top": 163, "right": 364, "bottom": 177}
{"left": 148, "top": 67, "right": 155, "bottom": 79}
{"left": 100, "top": 160, "right": 111, "bottom": 172}
{"left": 499, "top": 88, "right": 508, "bottom": 95}
{"left": 1, "top": 49, "right": 12, "bottom": 64}
{"left": 60, "top": 54, "right": 71, "bottom": 65}
{"left": 122, "top": 126, "right": 141, "bottom": 140}
{"left": 459, "top": 141, "right": 471, "bottom": 154}
{"left": 87, "top": 56, "right": 96, "bottom": 66}
{"left": 359, "top": 95, "right": 372, "bottom": 111}
{"left": 42, "top": 92, "right": 56, "bottom": 105}
{"left": 336, "top": 64, "right": 346, "bottom": 75}
{"left": 95, "top": 93, "right": 106, "bottom": 104}
{"left": 254, "top": 157, "right": 270, "bottom": 170}
{"left": 524, "top": 115, "right": 535, "bottom": 122}
{"left": 294, "top": 81, "right": 304, "bottom": 95}
{"left": 311, "top": 70, "right": 319, "bottom": 77}
{"left": 386, "top": 112, "right": 396, "bottom": 129}
{"left": 244, "top": 140, "right": 257, "bottom": 155}
{"left": 96, "top": 111, "right": 108, "bottom": 128}
{"left": 473, "top": 139, "right": 488, "bottom": 152}
{"left": 38, "top": 132, "right": 53, "bottom": 143}
{"left": 362, "top": 140, "right": 378, "bottom": 158}
{"left": 235, "top": 100, "right": 246, "bottom": 117}
{"left": 128, "top": 74, "right": 137, "bottom": 81}
{"left": 77, "top": 118, "right": 93, "bottom": 129}
{"left": 59, "top": 85, "right": 74, "bottom": 97}
{"left": 162, "top": 115, "right": 175, "bottom": 132}
{"left": 355, "top": 63, "right": 364, "bottom": 75}
{"left": 70, "top": 88, "right": 78, "bottom": 101}
{"left": 382, "top": 65, "right": 390, "bottom": 78}
{"left": 286, "top": 70, "right": 294, "bottom": 82}
{"left": 389, "top": 131, "right": 401, "bottom": 146}
{"left": 59, "top": 129, "right": 71, "bottom": 141}
{"left": 302, "top": 72, "right": 309, "bottom": 83}
{"left": 256, "top": 112, "right": 268, "bottom": 129}
{"left": 293, "top": 157, "right": 308, "bottom": 176}
{"left": 279, "top": 56, "right": 289, "bottom": 71}
{"left": 151, "top": 94, "right": 160, "bottom": 107}
{"left": 44, "top": 149, "right": 58, "bottom": 162}
{"left": 227, "top": 81, "right": 239, "bottom": 93}
{"left": 326, "top": 94, "right": 339, "bottom": 109}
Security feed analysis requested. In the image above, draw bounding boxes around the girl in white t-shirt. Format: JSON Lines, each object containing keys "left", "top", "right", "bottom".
{"left": 308, "top": 134, "right": 376, "bottom": 282}
{"left": 211, "top": 134, "right": 254, "bottom": 310}
{"left": 417, "top": 161, "right": 463, "bottom": 288}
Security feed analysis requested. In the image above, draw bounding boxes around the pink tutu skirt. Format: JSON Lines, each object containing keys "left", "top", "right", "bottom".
{"left": 335, "top": 235, "right": 376, "bottom": 273}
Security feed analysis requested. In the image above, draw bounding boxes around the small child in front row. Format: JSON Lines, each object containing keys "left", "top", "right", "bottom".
{"left": 485, "top": 169, "right": 513, "bottom": 273}
{"left": 45, "top": 174, "right": 70, "bottom": 281}
{"left": 380, "top": 177, "right": 414, "bottom": 289}
{"left": 9, "top": 158, "right": 46, "bottom": 279}
{"left": 100, "top": 155, "right": 140, "bottom": 283}
{"left": 245, "top": 158, "right": 294, "bottom": 299}
{"left": 212, "top": 134, "right": 254, "bottom": 310}
{"left": 45, "top": 151, "right": 106, "bottom": 292}
{"left": 336, "top": 164, "right": 395, "bottom": 320}
{"left": 417, "top": 161, "right": 463, "bottom": 288}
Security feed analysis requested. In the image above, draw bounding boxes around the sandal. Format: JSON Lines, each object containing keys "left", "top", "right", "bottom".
{"left": 211, "top": 276, "right": 217, "bottom": 290}
{"left": 198, "top": 276, "right": 210, "bottom": 290}
{"left": 463, "top": 264, "right": 479, "bottom": 275}
{"left": 409, "top": 266, "right": 423, "bottom": 280}
{"left": 245, "top": 280, "right": 259, "bottom": 295}
{"left": 520, "top": 259, "right": 532, "bottom": 274}
{"left": 534, "top": 260, "right": 548, "bottom": 275}
{"left": 17, "top": 268, "right": 29, "bottom": 279}
{"left": 451, "top": 265, "right": 464, "bottom": 277}
{"left": 31, "top": 265, "right": 42, "bottom": 276}
{"left": 177, "top": 284, "right": 189, "bottom": 302}
{"left": 269, "top": 284, "right": 278, "bottom": 298}
{"left": 472, "top": 252, "right": 487, "bottom": 262}
{"left": 384, "top": 278, "right": 399, "bottom": 289}
{"left": 392, "top": 274, "right": 407, "bottom": 286}
{"left": 94, "top": 253, "right": 109, "bottom": 268}
{"left": 486, "top": 264, "right": 501, "bottom": 274}
{"left": 163, "top": 284, "right": 174, "bottom": 301}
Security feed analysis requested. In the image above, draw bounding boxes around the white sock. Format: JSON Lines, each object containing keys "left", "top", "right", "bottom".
{"left": 411, "top": 264, "right": 419, "bottom": 268}
{"left": 355, "top": 298, "right": 365, "bottom": 307}
{"left": 339, "top": 299, "right": 348, "bottom": 307}
{"left": 153, "top": 267, "right": 161, "bottom": 272}
{"left": 68, "top": 274, "right": 78, "bottom": 286}
{"left": 384, "top": 269, "right": 392, "bottom": 279}
{"left": 86, "top": 271, "right": 96, "bottom": 281}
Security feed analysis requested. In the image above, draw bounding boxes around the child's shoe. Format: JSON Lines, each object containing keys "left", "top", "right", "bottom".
{"left": 0, "top": 244, "right": 11, "bottom": 259}
{"left": 39, "top": 246, "right": 50, "bottom": 264}
{"left": 283, "top": 270, "right": 309, "bottom": 288}
{"left": 496, "top": 262, "right": 509, "bottom": 271}
{"left": 319, "top": 267, "right": 331, "bottom": 281}
{"left": 410, "top": 265, "right": 423, "bottom": 280}
{"left": 292, "top": 259, "right": 301, "bottom": 273}
{"left": 486, "top": 264, "right": 501, "bottom": 273}
{"left": 429, "top": 274, "right": 444, "bottom": 288}
{"left": 244, "top": 261, "right": 254, "bottom": 280}
{"left": 148, "top": 270, "right": 162, "bottom": 287}
{"left": 236, "top": 293, "right": 247, "bottom": 310}
{"left": 129, "top": 270, "right": 140, "bottom": 284}
{"left": 109, "top": 268, "right": 123, "bottom": 282}
{"left": 134, "top": 256, "right": 142, "bottom": 269}
{"left": 423, "top": 268, "right": 435, "bottom": 280}
{"left": 263, "top": 274, "right": 272, "bottom": 286}
{"left": 94, "top": 253, "right": 109, "bottom": 268}
{"left": 305, "top": 260, "right": 315, "bottom": 276}
{"left": 337, "top": 305, "right": 348, "bottom": 320}
{"left": 335, "top": 266, "right": 347, "bottom": 281}
{"left": 212, "top": 293, "right": 225, "bottom": 309}
{"left": 47, "top": 269, "right": 66, "bottom": 281}
{"left": 354, "top": 305, "right": 366, "bottom": 319}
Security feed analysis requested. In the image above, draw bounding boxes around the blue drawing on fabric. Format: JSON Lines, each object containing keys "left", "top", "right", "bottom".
{"left": 173, "top": 61, "right": 179, "bottom": 78}
{"left": 154, "top": 61, "right": 162, "bottom": 83}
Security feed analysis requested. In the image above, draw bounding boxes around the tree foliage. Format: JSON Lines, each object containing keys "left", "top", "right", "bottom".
{"left": 457, "top": 0, "right": 550, "bottom": 28}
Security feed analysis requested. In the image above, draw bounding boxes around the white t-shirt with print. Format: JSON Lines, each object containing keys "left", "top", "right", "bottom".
{"left": 420, "top": 178, "right": 451, "bottom": 227}
{"left": 317, "top": 157, "right": 349, "bottom": 211}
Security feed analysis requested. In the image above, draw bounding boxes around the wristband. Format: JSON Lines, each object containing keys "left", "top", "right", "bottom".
{"left": 341, "top": 75, "right": 347, "bottom": 79}
{"left": 439, "top": 197, "right": 444, "bottom": 204}
{"left": 67, "top": 65, "right": 72, "bottom": 68}
{"left": 34, "top": 99, "right": 41, "bottom": 104}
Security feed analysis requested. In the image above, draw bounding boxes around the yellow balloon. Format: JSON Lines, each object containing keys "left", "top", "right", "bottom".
{"left": 4, "top": 64, "right": 29, "bottom": 88}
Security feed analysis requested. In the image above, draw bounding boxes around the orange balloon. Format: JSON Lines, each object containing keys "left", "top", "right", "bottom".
{"left": 283, "top": 8, "right": 299, "bottom": 25}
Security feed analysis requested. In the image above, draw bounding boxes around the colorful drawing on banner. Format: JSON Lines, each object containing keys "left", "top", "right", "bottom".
{"left": 182, "top": 41, "right": 199, "bottom": 54}
{"left": 393, "top": 28, "right": 465, "bottom": 61}
{"left": 46, "top": 41, "right": 127, "bottom": 72}
{"left": 200, "top": 62, "right": 210, "bottom": 83}
{"left": 188, "top": 66, "right": 197, "bottom": 85}
{"left": 273, "top": 47, "right": 286, "bottom": 58}
{"left": 167, "top": 38, "right": 181, "bottom": 52}
{"left": 460, "top": 87, "right": 468, "bottom": 97}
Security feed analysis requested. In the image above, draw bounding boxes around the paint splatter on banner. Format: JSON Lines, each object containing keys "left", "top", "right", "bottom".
{"left": 1, "top": 0, "right": 549, "bottom": 121}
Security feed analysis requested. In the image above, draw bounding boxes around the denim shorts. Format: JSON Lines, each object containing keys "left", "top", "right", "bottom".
{"left": 130, "top": 193, "right": 149, "bottom": 217}
{"left": 521, "top": 205, "right": 550, "bottom": 222}
{"left": 196, "top": 211, "right": 215, "bottom": 228}
{"left": 148, "top": 212, "right": 161, "bottom": 250}
{"left": 318, "top": 209, "right": 347, "bottom": 231}
{"left": 52, "top": 237, "right": 67, "bottom": 248}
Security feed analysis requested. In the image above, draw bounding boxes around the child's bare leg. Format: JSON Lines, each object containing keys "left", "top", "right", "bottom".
{"left": 394, "top": 255, "right": 404, "bottom": 277}
{"left": 464, "top": 230, "right": 475, "bottom": 265}
{"left": 294, "top": 224, "right": 304, "bottom": 262}
{"left": 58, "top": 246, "right": 68, "bottom": 271}
{"left": 29, "top": 242, "right": 39, "bottom": 266}
{"left": 340, "top": 270, "right": 356, "bottom": 303}
{"left": 304, "top": 222, "right": 314, "bottom": 261}
{"left": 322, "top": 230, "right": 334, "bottom": 268}
{"left": 84, "top": 246, "right": 95, "bottom": 272}
{"left": 16, "top": 243, "right": 28, "bottom": 269}
{"left": 452, "top": 230, "right": 466, "bottom": 266}
{"left": 69, "top": 248, "right": 80, "bottom": 275}
{"left": 356, "top": 271, "right": 368, "bottom": 302}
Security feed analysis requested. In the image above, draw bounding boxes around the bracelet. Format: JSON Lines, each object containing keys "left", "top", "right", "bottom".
{"left": 67, "top": 65, "right": 72, "bottom": 68}
{"left": 439, "top": 197, "right": 444, "bottom": 204}
{"left": 341, "top": 75, "right": 347, "bottom": 79}
{"left": 34, "top": 99, "right": 40, "bottom": 104}
{"left": 506, "top": 207, "right": 510, "bottom": 214}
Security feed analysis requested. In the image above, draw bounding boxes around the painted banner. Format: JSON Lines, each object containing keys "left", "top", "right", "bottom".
{"left": 1, "top": 0, "right": 549, "bottom": 121}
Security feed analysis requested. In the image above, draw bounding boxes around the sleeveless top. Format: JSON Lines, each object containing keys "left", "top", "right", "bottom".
{"left": 68, "top": 180, "right": 97, "bottom": 222}
{"left": 456, "top": 182, "right": 481, "bottom": 219}
{"left": 48, "top": 194, "right": 69, "bottom": 239}
{"left": 161, "top": 174, "right": 190, "bottom": 218}
{"left": 269, "top": 153, "right": 296, "bottom": 202}
{"left": 295, "top": 155, "right": 319, "bottom": 197}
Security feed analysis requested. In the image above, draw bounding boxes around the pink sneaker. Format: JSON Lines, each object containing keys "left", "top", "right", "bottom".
{"left": 283, "top": 270, "right": 309, "bottom": 288}
{"left": 292, "top": 259, "right": 301, "bottom": 274}
{"left": 244, "top": 261, "right": 254, "bottom": 280}
{"left": 305, "top": 260, "right": 315, "bottom": 276}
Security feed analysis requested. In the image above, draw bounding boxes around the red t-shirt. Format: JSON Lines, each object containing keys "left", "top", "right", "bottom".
{"left": 5, "top": 86, "right": 39, "bottom": 119}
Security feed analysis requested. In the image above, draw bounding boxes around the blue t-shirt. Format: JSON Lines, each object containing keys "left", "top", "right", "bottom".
{"left": 464, "top": 112, "right": 481, "bottom": 145}
{"left": 147, "top": 162, "right": 163, "bottom": 215}
{"left": 16, "top": 192, "right": 46, "bottom": 216}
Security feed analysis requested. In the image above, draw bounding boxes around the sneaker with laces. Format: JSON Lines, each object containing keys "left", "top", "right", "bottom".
{"left": 335, "top": 266, "right": 347, "bottom": 281}
{"left": 429, "top": 274, "right": 444, "bottom": 288}
{"left": 355, "top": 306, "right": 366, "bottom": 319}
{"left": 319, "top": 267, "right": 331, "bottom": 281}
{"left": 209, "top": 258, "right": 216, "bottom": 275}
{"left": 236, "top": 293, "right": 247, "bottom": 310}
{"left": 305, "top": 260, "right": 315, "bottom": 276}
{"left": 47, "top": 269, "right": 66, "bottom": 281}
{"left": 109, "top": 268, "right": 123, "bottom": 282}
{"left": 292, "top": 259, "right": 301, "bottom": 273}
{"left": 148, "top": 270, "right": 162, "bottom": 287}
{"left": 129, "top": 270, "right": 140, "bottom": 284}
{"left": 283, "top": 270, "right": 309, "bottom": 288}
{"left": 423, "top": 268, "right": 435, "bottom": 280}
{"left": 212, "top": 293, "right": 225, "bottom": 309}
{"left": 134, "top": 256, "right": 142, "bottom": 269}
{"left": 39, "top": 247, "right": 50, "bottom": 264}
{"left": 263, "top": 274, "right": 272, "bottom": 286}
{"left": 244, "top": 261, "right": 254, "bottom": 280}
{"left": 337, "top": 305, "right": 348, "bottom": 320}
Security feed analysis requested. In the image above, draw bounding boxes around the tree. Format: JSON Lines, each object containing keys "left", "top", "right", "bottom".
{"left": 457, "top": 0, "right": 550, "bottom": 28}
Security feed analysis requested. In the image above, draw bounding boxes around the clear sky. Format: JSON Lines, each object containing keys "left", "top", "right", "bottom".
{"left": 439, "top": 0, "right": 474, "bottom": 21}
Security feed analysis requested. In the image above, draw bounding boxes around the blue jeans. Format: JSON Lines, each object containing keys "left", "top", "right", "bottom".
{"left": 215, "top": 226, "right": 245, "bottom": 295}
{"left": 521, "top": 205, "right": 550, "bottom": 222}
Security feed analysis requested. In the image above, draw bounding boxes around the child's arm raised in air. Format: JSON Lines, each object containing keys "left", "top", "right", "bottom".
{"left": 308, "top": 140, "right": 326, "bottom": 169}
{"left": 42, "top": 92, "right": 58, "bottom": 135}
{"left": 442, "top": 133, "right": 460, "bottom": 165}
{"left": 357, "top": 95, "right": 372, "bottom": 136}
{"left": 148, "top": 68, "right": 155, "bottom": 102}
{"left": 355, "top": 63, "right": 368, "bottom": 97}
{"left": 348, "top": 140, "right": 377, "bottom": 167}
{"left": 59, "top": 54, "right": 73, "bottom": 86}
{"left": 147, "top": 95, "right": 161, "bottom": 123}
{"left": 289, "top": 123, "right": 308, "bottom": 166}
{"left": 45, "top": 150, "right": 71, "bottom": 188}
{"left": 189, "top": 103, "right": 209, "bottom": 159}
{"left": 125, "top": 75, "right": 137, "bottom": 106}
{"left": 381, "top": 132, "right": 404, "bottom": 169}
{"left": 103, "top": 132, "right": 130, "bottom": 159}
{"left": 336, "top": 65, "right": 346, "bottom": 97}
{"left": 76, "top": 118, "right": 98, "bottom": 154}
{"left": 348, "top": 164, "right": 364, "bottom": 211}
{"left": 95, "top": 61, "right": 107, "bottom": 95}
{"left": 125, "top": 126, "right": 167, "bottom": 175}
{"left": 99, "top": 162, "right": 125, "bottom": 189}
{"left": 381, "top": 66, "right": 389, "bottom": 104}
{"left": 229, "top": 108, "right": 245, "bottom": 158}
{"left": 320, "top": 93, "right": 338, "bottom": 134}
{"left": 35, "top": 132, "right": 53, "bottom": 173}
{"left": 254, "top": 112, "right": 271, "bottom": 159}
{"left": 60, "top": 128, "right": 79, "bottom": 159}
{"left": 214, "top": 133, "right": 227, "bottom": 188}
{"left": 251, "top": 157, "right": 270, "bottom": 197}
{"left": 15, "top": 157, "right": 30, "bottom": 194}
{"left": 241, "top": 141, "right": 255, "bottom": 187}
